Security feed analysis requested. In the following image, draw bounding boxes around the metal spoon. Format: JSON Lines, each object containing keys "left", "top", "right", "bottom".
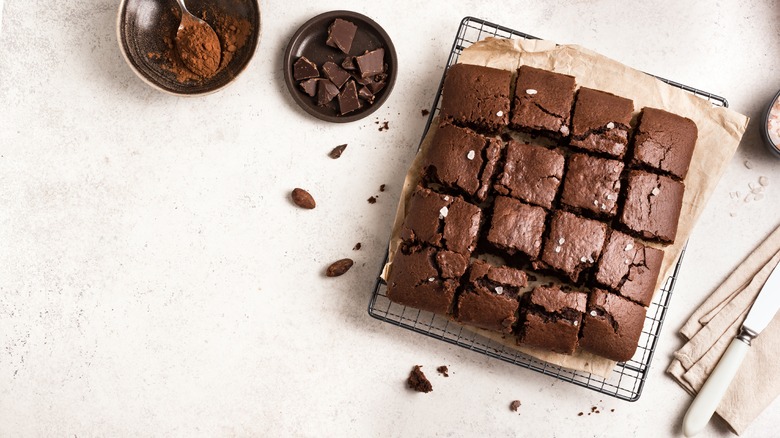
{"left": 174, "top": 0, "right": 221, "bottom": 78}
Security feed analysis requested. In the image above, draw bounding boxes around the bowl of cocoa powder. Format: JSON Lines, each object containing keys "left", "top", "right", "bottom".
{"left": 117, "top": 0, "right": 260, "bottom": 95}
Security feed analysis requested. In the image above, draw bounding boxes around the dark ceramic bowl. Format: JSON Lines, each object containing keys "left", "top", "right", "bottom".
{"left": 283, "top": 11, "right": 398, "bottom": 123}
{"left": 117, "top": 0, "right": 261, "bottom": 95}
{"left": 762, "top": 88, "right": 780, "bottom": 157}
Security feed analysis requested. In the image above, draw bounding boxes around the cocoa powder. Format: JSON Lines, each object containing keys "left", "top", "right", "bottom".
{"left": 176, "top": 21, "right": 221, "bottom": 78}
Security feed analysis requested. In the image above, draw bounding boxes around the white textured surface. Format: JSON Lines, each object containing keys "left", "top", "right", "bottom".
{"left": 1, "top": 0, "right": 779, "bottom": 436}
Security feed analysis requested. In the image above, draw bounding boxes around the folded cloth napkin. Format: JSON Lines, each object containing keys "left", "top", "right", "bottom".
{"left": 668, "top": 224, "right": 780, "bottom": 435}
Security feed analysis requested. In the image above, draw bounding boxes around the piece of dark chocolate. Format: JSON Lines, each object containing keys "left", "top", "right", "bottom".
{"left": 358, "top": 86, "right": 375, "bottom": 104}
{"left": 316, "top": 79, "right": 340, "bottom": 106}
{"left": 342, "top": 56, "right": 356, "bottom": 70}
{"left": 325, "top": 18, "right": 357, "bottom": 54}
{"left": 356, "top": 48, "right": 385, "bottom": 78}
{"left": 338, "top": 80, "right": 361, "bottom": 115}
{"left": 293, "top": 56, "right": 319, "bottom": 81}
{"left": 322, "top": 61, "right": 351, "bottom": 89}
{"left": 298, "top": 78, "right": 318, "bottom": 97}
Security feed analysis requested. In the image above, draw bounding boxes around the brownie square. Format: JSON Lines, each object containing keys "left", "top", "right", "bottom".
{"left": 386, "top": 245, "right": 469, "bottom": 315}
{"left": 579, "top": 289, "right": 647, "bottom": 362}
{"left": 595, "top": 230, "right": 664, "bottom": 306}
{"left": 494, "top": 140, "right": 565, "bottom": 209}
{"left": 560, "top": 153, "right": 624, "bottom": 218}
{"left": 440, "top": 63, "right": 512, "bottom": 133}
{"left": 631, "top": 107, "right": 699, "bottom": 180}
{"left": 400, "top": 186, "right": 482, "bottom": 256}
{"left": 516, "top": 285, "right": 587, "bottom": 355}
{"left": 510, "top": 66, "right": 576, "bottom": 137}
{"left": 619, "top": 170, "right": 685, "bottom": 243}
{"left": 422, "top": 123, "right": 502, "bottom": 202}
{"left": 538, "top": 211, "right": 607, "bottom": 283}
{"left": 456, "top": 260, "right": 528, "bottom": 333}
{"left": 570, "top": 88, "right": 634, "bottom": 158}
{"left": 486, "top": 196, "right": 547, "bottom": 259}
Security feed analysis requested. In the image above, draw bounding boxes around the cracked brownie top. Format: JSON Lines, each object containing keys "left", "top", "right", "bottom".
{"left": 631, "top": 107, "right": 698, "bottom": 180}
{"left": 510, "top": 65, "right": 577, "bottom": 138}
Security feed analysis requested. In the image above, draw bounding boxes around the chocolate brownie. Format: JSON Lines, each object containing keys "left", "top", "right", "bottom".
{"left": 579, "top": 289, "right": 647, "bottom": 362}
{"left": 494, "top": 140, "right": 565, "bottom": 209}
{"left": 570, "top": 88, "right": 634, "bottom": 159}
{"left": 422, "top": 123, "right": 502, "bottom": 202}
{"left": 619, "top": 170, "right": 685, "bottom": 243}
{"left": 486, "top": 196, "right": 547, "bottom": 259}
{"left": 595, "top": 230, "right": 664, "bottom": 306}
{"left": 386, "top": 245, "right": 468, "bottom": 315}
{"left": 510, "top": 66, "right": 576, "bottom": 137}
{"left": 517, "top": 285, "right": 587, "bottom": 355}
{"left": 631, "top": 107, "right": 699, "bottom": 180}
{"left": 400, "top": 186, "right": 482, "bottom": 256}
{"left": 560, "top": 153, "right": 624, "bottom": 218}
{"left": 456, "top": 260, "right": 528, "bottom": 333}
{"left": 538, "top": 211, "right": 607, "bottom": 283}
{"left": 440, "top": 63, "right": 512, "bottom": 132}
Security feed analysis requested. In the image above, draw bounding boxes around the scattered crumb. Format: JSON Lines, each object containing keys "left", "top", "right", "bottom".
{"left": 578, "top": 412, "right": 584, "bottom": 417}
{"left": 367, "top": 196, "right": 377, "bottom": 204}
{"left": 353, "top": 242, "right": 362, "bottom": 251}
{"left": 378, "top": 121, "right": 390, "bottom": 132}
{"left": 379, "top": 184, "right": 386, "bottom": 192}
{"left": 591, "top": 406, "right": 598, "bottom": 413}
{"left": 510, "top": 400, "right": 521, "bottom": 412}
{"left": 437, "top": 365, "right": 449, "bottom": 377}
{"left": 407, "top": 365, "right": 432, "bottom": 393}
{"left": 611, "top": 409, "right": 615, "bottom": 412}
{"left": 328, "top": 144, "right": 347, "bottom": 159}
{"left": 745, "top": 160, "right": 754, "bottom": 169}
{"left": 421, "top": 109, "right": 430, "bottom": 117}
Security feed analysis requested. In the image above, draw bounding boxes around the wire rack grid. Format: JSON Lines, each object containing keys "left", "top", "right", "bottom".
{"left": 368, "top": 16, "right": 728, "bottom": 401}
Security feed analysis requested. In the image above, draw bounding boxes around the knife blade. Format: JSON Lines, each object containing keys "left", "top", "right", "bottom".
{"left": 683, "top": 260, "right": 780, "bottom": 437}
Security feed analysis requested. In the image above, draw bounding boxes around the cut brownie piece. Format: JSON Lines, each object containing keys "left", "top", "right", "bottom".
{"left": 494, "top": 140, "right": 565, "bottom": 209}
{"left": 386, "top": 245, "right": 468, "bottom": 315}
{"left": 570, "top": 88, "right": 634, "bottom": 159}
{"left": 517, "top": 285, "right": 587, "bottom": 355}
{"left": 579, "top": 289, "right": 647, "bottom": 362}
{"left": 422, "top": 123, "right": 502, "bottom": 202}
{"left": 400, "top": 186, "right": 482, "bottom": 256}
{"left": 631, "top": 107, "right": 699, "bottom": 180}
{"left": 440, "top": 63, "right": 512, "bottom": 132}
{"left": 619, "top": 170, "right": 685, "bottom": 243}
{"left": 510, "top": 66, "right": 576, "bottom": 137}
{"left": 595, "top": 230, "right": 664, "bottom": 306}
{"left": 487, "top": 196, "right": 547, "bottom": 259}
{"left": 325, "top": 18, "right": 357, "bottom": 54}
{"left": 456, "top": 260, "right": 528, "bottom": 333}
{"left": 538, "top": 211, "right": 607, "bottom": 283}
{"left": 560, "top": 153, "right": 624, "bottom": 218}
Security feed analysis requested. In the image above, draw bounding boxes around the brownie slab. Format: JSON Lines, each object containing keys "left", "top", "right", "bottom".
{"left": 619, "top": 170, "right": 685, "bottom": 243}
{"left": 487, "top": 196, "right": 547, "bottom": 259}
{"left": 631, "top": 107, "right": 699, "bottom": 180}
{"left": 560, "top": 153, "right": 624, "bottom": 218}
{"left": 579, "top": 289, "right": 647, "bottom": 362}
{"left": 510, "top": 66, "right": 576, "bottom": 137}
{"left": 422, "top": 123, "right": 502, "bottom": 202}
{"left": 440, "top": 63, "right": 512, "bottom": 133}
{"left": 538, "top": 211, "right": 607, "bottom": 283}
{"left": 386, "top": 245, "right": 469, "bottom": 315}
{"left": 517, "top": 285, "right": 587, "bottom": 355}
{"left": 456, "top": 260, "right": 528, "bottom": 333}
{"left": 570, "top": 88, "right": 634, "bottom": 158}
{"left": 595, "top": 230, "right": 664, "bottom": 306}
{"left": 494, "top": 140, "right": 565, "bottom": 209}
{"left": 400, "top": 186, "right": 482, "bottom": 256}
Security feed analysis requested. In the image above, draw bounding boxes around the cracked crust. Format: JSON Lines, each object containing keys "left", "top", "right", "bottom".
{"left": 570, "top": 87, "right": 634, "bottom": 158}
{"left": 494, "top": 140, "right": 565, "bottom": 209}
{"left": 487, "top": 196, "right": 547, "bottom": 259}
{"left": 631, "top": 107, "right": 698, "bottom": 180}
{"left": 510, "top": 66, "right": 576, "bottom": 136}
{"left": 456, "top": 260, "right": 527, "bottom": 333}
{"left": 560, "top": 153, "right": 624, "bottom": 218}
{"left": 595, "top": 230, "right": 664, "bottom": 306}
{"left": 517, "top": 286, "right": 587, "bottom": 355}
{"left": 619, "top": 170, "right": 684, "bottom": 244}
{"left": 579, "top": 289, "right": 647, "bottom": 362}
{"left": 538, "top": 211, "right": 607, "bottom": 283}
{"left": 440, "top": 63, "right": 512, "bottom": 133}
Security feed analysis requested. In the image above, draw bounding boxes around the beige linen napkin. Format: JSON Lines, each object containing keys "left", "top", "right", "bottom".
{"left": 668, "top": 224, "right": 780, "bottom": 435}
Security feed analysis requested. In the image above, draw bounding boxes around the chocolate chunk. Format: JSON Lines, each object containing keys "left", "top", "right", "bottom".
{"left": 407, "top": 365, "right": 432, "bottom": 393}
{"left": 328, "top": 144, "right": 347, "bottom": 159}
{"left": 358, "top": 86, "right": 375, "bottom": 104}
{"left": 342, "top": 56, "right": 356, "bottom": 70}
{"left": 322, "top": 61, "right": 351, "bottom": 89}
{"left": 316, "top": 79, "right": 340, "bottom": 106}
{"left": 326, "top": 258, "right": 354, "bottom": 277}
{"left": 298, "top": 78, "right": 318, "bottom": 97}
{"left": 356, "top": 48, "right": 385, "bottom": 78}
{"left": 291, "top": 188, "right": 316, "bottom": 209}
{"left": 325, "top": 18, "right": 357, "bottom": 54}
{"left": 338, "top": 80, "right": 361, "bottom": 115}
{"left": 293, "top": 56, "right": 319, "bottom": 81}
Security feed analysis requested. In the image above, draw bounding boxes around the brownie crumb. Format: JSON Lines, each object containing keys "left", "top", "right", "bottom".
{"left": 611, "top": 409, "right": 615, "bottom": 412}
{"left": 353, "top": 242, "right": 362, "bottom": 251}
{"left": 510, "top": 400, "right": 521, "bottom": 412}
{"left": 378, "top": 121, "right": 390, "bottom": 131}
{"left": 329, "top": 144, "right": 347, "bottom": 159}
{"left": 591, "top": 406, "right": 598, "bottom": 413}
{"left": 577, "top": 412, "right": 584, "bottom": 417}
{"left": 379, "top": 184, "right": 386, "bottom": 192}
{"left": 421, "top": 109, "right": 430, "bottom": 116}
{"left": 368, "top": 196, "right": 377, "bottom": 204}
{"left": 436, "top": 365, "right": 449, "bottom": 377}
{"left": 407, "top": 365, "right": 432, "bottom": 393}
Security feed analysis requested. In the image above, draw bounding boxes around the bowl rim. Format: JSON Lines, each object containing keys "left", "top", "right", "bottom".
{"left": 282, "top": 10, "right": 398, "bottom": 123}
{"left": 116, "top": 0, "right": 262, "bottom": 97}
{"left": 761, "top": 87, "right": 780, "bottom": 156}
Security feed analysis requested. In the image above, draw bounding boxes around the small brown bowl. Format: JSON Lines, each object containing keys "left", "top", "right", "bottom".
{"left": 283, "top": 11, "right": 398, "bottom": 123}
{"left": 117, "top": 0, "right": 261, "bottom": 96}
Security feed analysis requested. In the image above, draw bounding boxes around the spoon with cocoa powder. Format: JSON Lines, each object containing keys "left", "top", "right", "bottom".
{"left": 174, "top": 0, "right": 221, "bottom": 78}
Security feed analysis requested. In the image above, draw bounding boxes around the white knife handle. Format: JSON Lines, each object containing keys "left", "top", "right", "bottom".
{"left": 683, "top": 336, "right": 750, "bottom": 437}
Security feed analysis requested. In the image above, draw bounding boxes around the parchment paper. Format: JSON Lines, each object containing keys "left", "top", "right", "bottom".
{"left": 382, "top": 38, "right": 749, "bottom": 378}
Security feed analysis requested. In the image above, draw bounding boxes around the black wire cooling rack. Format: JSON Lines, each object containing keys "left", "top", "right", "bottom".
{"left": 368, "top": 16, "right": 729, "bottom": 402}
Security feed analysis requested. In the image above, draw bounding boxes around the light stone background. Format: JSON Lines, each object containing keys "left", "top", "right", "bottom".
{"left": 1, "top": 0, "right": 779, "bottom": 436}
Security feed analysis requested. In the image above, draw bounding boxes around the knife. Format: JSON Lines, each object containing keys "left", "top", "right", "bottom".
{"left": 682, "top": 261, "right": 780, "bottom": 437}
